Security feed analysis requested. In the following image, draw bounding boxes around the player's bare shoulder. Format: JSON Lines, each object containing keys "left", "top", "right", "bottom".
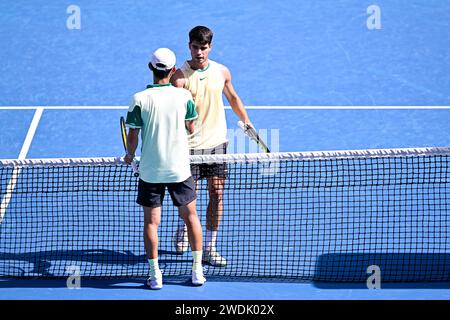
{"left": 217, "top": 62, "right": 232, "bottom": 81}
{"left": 170, "top": 68, "right": 186, "bottom": 88}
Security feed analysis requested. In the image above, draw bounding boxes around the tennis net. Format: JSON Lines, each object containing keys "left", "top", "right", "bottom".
{"left": 1, "top": 147, "right": 449, "bottom": 282}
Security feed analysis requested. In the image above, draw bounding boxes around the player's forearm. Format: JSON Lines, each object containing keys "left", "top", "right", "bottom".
{"left": 127, "top": 130, "right": 139, "bottom": 156}
{"left": 229, "top": 96, "right": 250, "bottom": 123}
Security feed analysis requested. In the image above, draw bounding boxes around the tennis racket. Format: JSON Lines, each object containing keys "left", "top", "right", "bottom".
{"left": 120, "top": 116, "right": 139, "bottom": 177}
{"left": 238, "top": 121, "right": 270, "bottom": 153}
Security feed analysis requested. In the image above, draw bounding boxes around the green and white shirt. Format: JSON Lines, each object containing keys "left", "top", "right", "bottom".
{"left": 126, "top": 83, "right": 198, "bottom": 183}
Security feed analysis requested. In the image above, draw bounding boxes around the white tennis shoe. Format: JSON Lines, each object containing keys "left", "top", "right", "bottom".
{"left": 192, "top": 269, "right": 206, "bottom": 286}
{"left": 146, "top": 270, "right": 163, "bottom": 290}
{"left": 202, "top": 248, "right": 227, "bottom": 267}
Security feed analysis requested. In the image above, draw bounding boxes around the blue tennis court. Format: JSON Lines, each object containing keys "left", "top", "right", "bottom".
{"left": 1, "top": 0, "right": 450, "bottom": 301}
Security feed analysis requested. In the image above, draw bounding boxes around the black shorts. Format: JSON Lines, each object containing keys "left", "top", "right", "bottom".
{"left": 190, "top": 142, "right": 228, "bottom": 180}
{"left": 136, "top": 176, "right": 197, "bottom": 208}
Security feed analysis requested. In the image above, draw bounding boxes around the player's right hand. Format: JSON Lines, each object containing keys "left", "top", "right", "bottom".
{"left": 124, "top": 153, "right": 134, "bottom": 165}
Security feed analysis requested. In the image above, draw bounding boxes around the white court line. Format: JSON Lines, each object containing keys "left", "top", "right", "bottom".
{"left": 0, "top": 105, "right": 450, "bottom": 110}
{"left": 243, "top": 106, "right": 450, "bottom": 110}
{"left": 0, "top": 106, "right": 128, "bottom": 110}
{"left": 0, "top": 107, "right": 44, "bottom": 224}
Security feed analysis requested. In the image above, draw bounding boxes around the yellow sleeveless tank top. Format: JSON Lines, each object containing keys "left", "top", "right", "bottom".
{"left": 180, "top": 60, "right": 228, "bottom": 149}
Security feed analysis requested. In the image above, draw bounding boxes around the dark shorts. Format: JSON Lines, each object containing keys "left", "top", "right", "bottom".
{"left": 190, "top": 142, "right": 228, "bottom": 180}
{"left": 136, "top": 176, "right": 197, "bottom": 208}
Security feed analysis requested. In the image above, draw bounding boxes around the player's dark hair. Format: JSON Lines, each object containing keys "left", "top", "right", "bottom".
{"left": 148, "top": 63, "right": 172, "bottom": 79}
{"left": 189, "top": 26, "right": 213, "bottom": 45}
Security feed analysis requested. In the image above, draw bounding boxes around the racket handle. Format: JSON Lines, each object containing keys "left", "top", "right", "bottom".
{"left": 238, "top": 120, "right": 257, "bottom": 140}
{"left": 237, "top": 120, "right": 246, "bottom": 132}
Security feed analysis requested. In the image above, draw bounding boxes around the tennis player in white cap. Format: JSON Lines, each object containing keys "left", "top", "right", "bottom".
{"left": 124, "top": 48, "right": 206, "bottom": 289}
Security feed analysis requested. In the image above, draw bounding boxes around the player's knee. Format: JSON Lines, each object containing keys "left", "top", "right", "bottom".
{"left": 144, "top": 217, "right": 160, "bottom": 227}
{"left": 178, "top": 204, "right": 197, "bottom": 220}
{"left": 144, "top": 215, "right": 160, "bottom": 226}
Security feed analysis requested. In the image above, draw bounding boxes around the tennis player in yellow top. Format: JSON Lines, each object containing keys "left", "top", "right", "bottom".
{"left": 171, "top": 26, "right": 252, "bottom": 267}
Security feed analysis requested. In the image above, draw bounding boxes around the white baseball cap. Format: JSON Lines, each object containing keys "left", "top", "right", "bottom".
{"left": 150, "top": 48, "right": 176, "bottom": 71}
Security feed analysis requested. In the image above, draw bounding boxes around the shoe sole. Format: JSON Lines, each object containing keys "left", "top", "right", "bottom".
{"left": 146, "top": 282, "right": 163, "bottom": 290}
{"left": 150, "top": 286, "right": 162, "bottom": 290}
{"left": 192, "top": 274, "right": 206, "bottom": 286}
{"left": 202, "top": 259, "right": 227, "bottom": 267}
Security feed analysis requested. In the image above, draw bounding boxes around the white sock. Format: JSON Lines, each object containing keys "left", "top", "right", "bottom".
{"left": 148, "top": 258, "right": 160, "bottom": 277}
{"left": 192, "top": 251, "right": 203, "bottom": 271}
{"left": 204, "top": 230, "right": 217, "bottom": 252}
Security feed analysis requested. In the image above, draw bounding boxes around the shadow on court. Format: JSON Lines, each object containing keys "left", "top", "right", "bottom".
{"left": 0, "top": 249, "right": 189, "bottom": 278}
{"left": 0, "top": 278, "right": 198, "bottom": 289}
{"left": 312, "top": 281, "right": 450, "bottom": 289}
{"left": 1, "top": 251, "right": 450, "bottom": 289}
{"left": 313, "top": 253, "right": 450, "bottom": 289}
